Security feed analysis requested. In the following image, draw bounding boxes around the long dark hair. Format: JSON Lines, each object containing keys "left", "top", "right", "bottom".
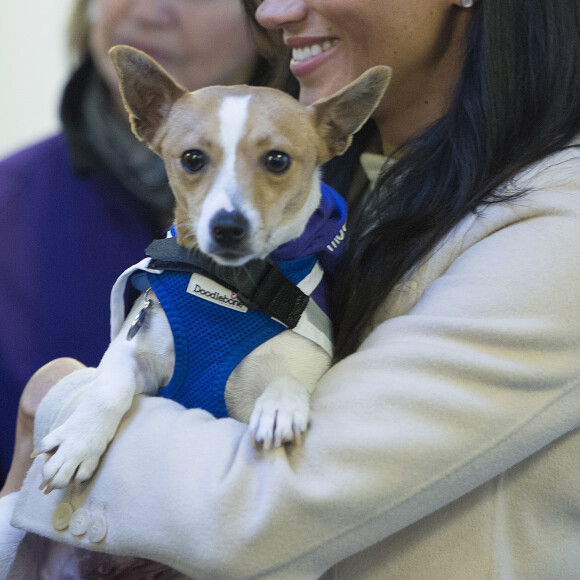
{"left": 331, "top": 0, "right": 580, "bottom": 359}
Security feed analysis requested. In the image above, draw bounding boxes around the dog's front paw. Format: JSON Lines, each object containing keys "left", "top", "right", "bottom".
{"left": 33, "top": 412, "right": 118, "bottom": 492}
{"left": 249, "top": 377, "right": 310, "bottom": 450}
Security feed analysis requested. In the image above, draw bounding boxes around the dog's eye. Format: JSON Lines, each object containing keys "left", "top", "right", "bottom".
{"left": 264, "top": 151, "right": 291, "bottom": 174}
{"left": 181, "top": 150, "right": 207, "bottom": 173}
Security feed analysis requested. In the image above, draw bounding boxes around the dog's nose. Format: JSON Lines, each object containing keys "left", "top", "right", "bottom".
{"left": 210, "top": 209, "right": 249, "bottom": 248}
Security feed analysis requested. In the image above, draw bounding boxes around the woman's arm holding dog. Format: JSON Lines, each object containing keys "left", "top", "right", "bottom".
{"left": 11, "top": 168, "right": 580, "bottom": 579}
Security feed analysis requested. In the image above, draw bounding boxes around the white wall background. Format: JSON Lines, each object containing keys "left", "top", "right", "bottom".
{"left": 0, "top": 0, "right": 76, "bottom": 158}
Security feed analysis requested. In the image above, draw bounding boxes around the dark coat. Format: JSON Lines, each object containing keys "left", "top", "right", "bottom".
{"left": 0, "top": 133, "right": 154, "bottom": 484}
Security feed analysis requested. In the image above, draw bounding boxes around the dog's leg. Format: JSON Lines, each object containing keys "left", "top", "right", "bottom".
{"left": 34, "top": 292, "right": 174, "bottom": 491}
{"left": 228, "top": 331, "right": 330, "bottom": 450}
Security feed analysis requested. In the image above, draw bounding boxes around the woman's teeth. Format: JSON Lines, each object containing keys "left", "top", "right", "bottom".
{"left": 292, "top": 40, "right": 338, "bottom": 62}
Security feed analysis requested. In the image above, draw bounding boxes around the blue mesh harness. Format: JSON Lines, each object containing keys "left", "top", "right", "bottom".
{"left": 148, "top": 255, "right": 320, "bottom": 417}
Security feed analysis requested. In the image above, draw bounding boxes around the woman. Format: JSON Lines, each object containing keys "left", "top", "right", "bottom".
{"left": 4, "top": 0, "right": 580, "bottom": 578}
{"left": 0, "top": 0, "right": 290, "bottom": 488}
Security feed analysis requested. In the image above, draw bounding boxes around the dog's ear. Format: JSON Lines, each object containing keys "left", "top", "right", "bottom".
{"left": 109, "top": 45, "right": 188, "bottom": 144}
{"left": 308, "top": 66, "right": 392, "bottom": 163}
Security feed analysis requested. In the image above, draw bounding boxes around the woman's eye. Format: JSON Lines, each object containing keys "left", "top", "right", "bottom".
{"left": 264, "top": 150, "right": 291, "bottom": 174}
{"left": 181, "top": 150, "right": 207, "bottom": 173}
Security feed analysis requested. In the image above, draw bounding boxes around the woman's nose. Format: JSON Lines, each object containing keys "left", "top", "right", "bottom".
{"left": 256, "top": 0, "right": 307, "bottom": 30}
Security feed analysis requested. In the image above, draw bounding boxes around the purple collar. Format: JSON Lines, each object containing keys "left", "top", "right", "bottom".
{"left": 269, "top": 182, "right": 347, "bottom": 273}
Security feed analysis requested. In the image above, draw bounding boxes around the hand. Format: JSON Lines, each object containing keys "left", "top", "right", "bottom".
{"left": 0, "top": 358, "right": 85, "bottom": 498}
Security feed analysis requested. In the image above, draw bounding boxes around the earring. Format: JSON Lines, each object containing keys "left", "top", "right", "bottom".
{"left": 461, "top": 0, "right": 474, "bottom": 6}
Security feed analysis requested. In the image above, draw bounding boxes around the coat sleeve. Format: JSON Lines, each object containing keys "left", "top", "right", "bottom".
{"left": 12, "top": 158, "right": 580, "bottom": 580}
{"left": 0, "top": 493, "right": 27, "bottom": 577}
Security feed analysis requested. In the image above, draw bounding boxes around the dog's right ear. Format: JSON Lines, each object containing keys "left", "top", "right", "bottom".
{"left": 109, "top": 45, "right": 188, "bottom": 145}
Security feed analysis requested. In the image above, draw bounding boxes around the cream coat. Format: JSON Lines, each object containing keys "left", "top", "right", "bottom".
{"left": 4, "top": 145, "right": 580, "bottom": 579}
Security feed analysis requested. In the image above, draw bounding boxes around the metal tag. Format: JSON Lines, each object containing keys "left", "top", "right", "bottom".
{"left": 126, "top": 289, "right": 153, "bottom": 341}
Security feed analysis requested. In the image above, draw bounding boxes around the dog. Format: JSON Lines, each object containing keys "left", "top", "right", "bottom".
{"left": 34, "top": 46, "right": 391, "bottom": 491}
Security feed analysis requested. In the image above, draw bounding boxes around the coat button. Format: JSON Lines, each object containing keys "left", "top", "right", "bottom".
{"left": 69, "top": 507, "right": 91, "bottom": 536}
{"left": 52, "top": 502, "right": 73, "bottom": 531}
{"left": 88, "top": 514, "right": 107, "bottom": 543}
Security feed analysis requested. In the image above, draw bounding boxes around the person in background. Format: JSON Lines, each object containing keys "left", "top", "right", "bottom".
{"left": 0, "top": 0, "right": 291, "bottom": 488}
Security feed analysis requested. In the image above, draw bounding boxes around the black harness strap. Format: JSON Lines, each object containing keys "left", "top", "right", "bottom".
{"left": 145, "top": 237, "right": 310, "bottom": 329}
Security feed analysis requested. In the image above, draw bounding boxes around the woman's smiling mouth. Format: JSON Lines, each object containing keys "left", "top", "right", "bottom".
{"left": 291, "top": 40, "right": 339, "bottom": 63}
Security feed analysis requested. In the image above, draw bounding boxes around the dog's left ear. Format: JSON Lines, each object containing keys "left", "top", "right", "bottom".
{"left": 109, "top": 45, "right": 188, "bottom": 145}
{"left": 308, "top": 66, "right": 392, "bottom": 163}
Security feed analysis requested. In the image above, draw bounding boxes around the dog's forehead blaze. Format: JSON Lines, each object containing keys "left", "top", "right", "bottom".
{"left": 157, "top": 94, "right": 227, "bottom": 243}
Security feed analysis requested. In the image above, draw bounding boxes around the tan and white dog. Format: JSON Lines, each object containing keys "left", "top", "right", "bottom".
{"left": 35, "top": 46, "right": 391, "bottom": 491}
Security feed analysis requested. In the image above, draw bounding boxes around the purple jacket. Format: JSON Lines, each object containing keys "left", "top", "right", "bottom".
{"left": 0, "top": 134, "right": 154, "bottom": 484}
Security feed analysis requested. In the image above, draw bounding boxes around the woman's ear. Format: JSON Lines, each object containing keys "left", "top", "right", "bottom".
{"left": 452, "top": 0, "right": 478, "bottom": 8}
